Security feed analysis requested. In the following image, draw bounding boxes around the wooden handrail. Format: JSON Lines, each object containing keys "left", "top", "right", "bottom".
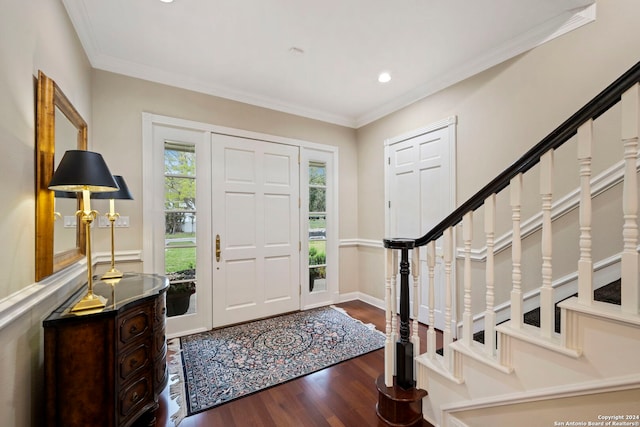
{"left": 384, "top": 60, "right": 640, "bottom": 249}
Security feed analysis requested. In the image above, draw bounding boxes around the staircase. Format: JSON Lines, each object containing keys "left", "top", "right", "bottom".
{"left": 470, "top": 279, "right": 621, "bottom": 343}
{"left": 382, "top": 62, "right": 640, "bottom": 427}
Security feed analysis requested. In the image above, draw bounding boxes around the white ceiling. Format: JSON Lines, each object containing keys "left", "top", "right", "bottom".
{"left": 62, "top": 0, "right": 595, "bottom": 128}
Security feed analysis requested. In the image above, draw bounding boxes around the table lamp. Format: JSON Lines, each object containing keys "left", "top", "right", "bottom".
{"left": 49, "top": 150, "right": 119, "bottom": 313}
{"left": 91, "top": 175, "right": 134, "bottom": 279}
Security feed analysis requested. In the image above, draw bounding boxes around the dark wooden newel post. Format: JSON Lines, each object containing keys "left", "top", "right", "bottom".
{"left": 383, "top": 238, "right": 415, "bottom": 389}
{"left": 396, "top": 245, "right": 413, "bottom": 389}
{"left": 377, "top": 238, "right": 426, "bottom": 427}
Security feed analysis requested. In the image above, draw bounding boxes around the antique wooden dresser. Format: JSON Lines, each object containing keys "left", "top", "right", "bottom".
{"left": 43, "top": 273, "right": 168, "bottom": 427}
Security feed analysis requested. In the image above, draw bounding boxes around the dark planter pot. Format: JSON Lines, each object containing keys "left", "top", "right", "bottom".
{"left": 166, "top": 291, "right": 195, "bottom": 317}
{"left": 309, "top": 272, "right": 318, "bottom": 292}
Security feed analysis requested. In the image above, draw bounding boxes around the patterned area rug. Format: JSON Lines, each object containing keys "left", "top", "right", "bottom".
{"left": 170, "top": 306, "right": 385, "bottom": 420}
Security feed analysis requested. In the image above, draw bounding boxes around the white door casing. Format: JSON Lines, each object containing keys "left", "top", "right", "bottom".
{"left": 143, "top": 113, "right": 339, "bottom": 337}
{"left": 385, "top": 116, "right": 457, "bottom": 334}
{"left": 212, "top": 134, "right": 300, "bottom": 327}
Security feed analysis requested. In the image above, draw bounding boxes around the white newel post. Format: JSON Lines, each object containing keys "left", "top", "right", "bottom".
{"left": 510, "top": 174, "right": 523, "bottom": 329}
{"left": 621, "top": 84, "right": 640, "bottom": 314}
{"left": 540, "top": 150, "right": 555, "bottom": 338}
{"left": 484, "top": 195, "right": 496, "bottom": 355}
{"left": 578, "top": 120, "right": 594, "bottom": 306}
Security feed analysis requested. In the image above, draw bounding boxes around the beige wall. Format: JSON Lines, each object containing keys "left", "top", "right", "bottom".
{"left": 355, "top": 0, "right": 640, "bottom": 302}
{"left": 89, "top": 70, "right": 360, "bottom": 293}
{"left": 0, "top": 0, "right": 92, "bottom": 425}
{"left": 0, "top": 0, "right": 91, "bottom": 298}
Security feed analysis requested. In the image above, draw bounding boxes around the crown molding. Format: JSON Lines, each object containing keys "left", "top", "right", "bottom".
{"left": 64, "top": 2, "right": 595, "bottom": 129}
{"left": 354, "top": 4, "right": 596, "bottom": 127}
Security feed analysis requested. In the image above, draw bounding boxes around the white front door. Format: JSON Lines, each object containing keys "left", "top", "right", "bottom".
{"left": 212, "top": 134, "right": 300, "bottom": 327}
{"left": 386, "top": 118, "right": 456, "bottom": 333}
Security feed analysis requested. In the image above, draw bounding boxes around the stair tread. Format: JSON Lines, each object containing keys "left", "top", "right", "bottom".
{"left": 473, "top": 279, "right": 621, "bottom": 344}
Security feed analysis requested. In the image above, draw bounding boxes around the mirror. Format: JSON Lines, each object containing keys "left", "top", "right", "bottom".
{"left": 35, "top": 70, "right": 87, "bottom": 281}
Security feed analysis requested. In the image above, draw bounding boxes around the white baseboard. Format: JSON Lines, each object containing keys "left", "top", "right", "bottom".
{"left": 339, "top": 291, "right": 386, "bottom": 311}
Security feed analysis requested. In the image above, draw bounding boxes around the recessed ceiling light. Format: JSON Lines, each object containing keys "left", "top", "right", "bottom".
{"left": 160, "top": 0, "right": 174, "bottom": 3}
{"left": 378, "top": 72, "right": 391, "bottom": 83}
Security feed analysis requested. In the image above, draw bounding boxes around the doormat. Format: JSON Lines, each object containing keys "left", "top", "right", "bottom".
{"left": 168, "top": 306, "right": 385, "bottom": 422}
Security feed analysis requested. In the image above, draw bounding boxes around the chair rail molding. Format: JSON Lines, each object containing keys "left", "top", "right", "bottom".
{"left": 339, "top": 238, "right": 384, "bottom": 249}
{"left": 0, "top": 250, "right": 143, "bottom": 331}
{"left": 0, "top": 261, "right": 85, "bottom": 331}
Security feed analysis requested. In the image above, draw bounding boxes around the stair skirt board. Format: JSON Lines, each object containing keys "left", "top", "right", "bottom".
{"left": 459, "top": 254, "right": 622, "bottom": 337}
{"left": 439, "top": 375, "right": 640, "bottom": 427}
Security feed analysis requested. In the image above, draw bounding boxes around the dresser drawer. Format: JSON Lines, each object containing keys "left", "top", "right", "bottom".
{"left": 119, "top": 342, "right": 151, "bottom": 381}
{"left": 118, "top": 309, "right": 151, "bottom": 346}
{"left": 119, "top": 375, "right": 152, "bottom": 420}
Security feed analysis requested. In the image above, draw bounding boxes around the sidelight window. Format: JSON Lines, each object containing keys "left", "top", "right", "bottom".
{"left": 308, "top": 162, "right": 327, "bottom": 292}
{"left": 164, "top": 141, "right": 197, "bottom": 317}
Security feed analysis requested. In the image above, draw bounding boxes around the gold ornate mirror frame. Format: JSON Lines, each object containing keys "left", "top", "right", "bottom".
{"left": 35, "top": 70, "right": 87, "bottom": 282}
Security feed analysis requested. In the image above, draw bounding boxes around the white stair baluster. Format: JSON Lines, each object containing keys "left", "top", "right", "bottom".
{"left": 510, "top": 174, "right": 523, "bottom": 329}
{"left": 484, "top": 195, "right": 496, "bottom": 355}
{"left": 462, "top": 212, "right": 473, "bottom": 345}
{"left": 411, "top": 247, "right": 420, "bottom": 379}
{"left": 578, "top": 120, "right": 594, "bottom": 306}
{"left": 384, "top": 248, "right": 395, "bottom": 386}
{"left": 427, "top": 241, "right": 437, "bottom": 360}
{"left": 621, "top": 83, "right": 640, "bottom": 314}
{"left": 443, "top": 227, "right": 454, "bottom": 369}
{"left": 540, "top": 150, "right": 555, "bottom": 338}
{"left": 391, "top": 249, "right": 398, "bottom": 360}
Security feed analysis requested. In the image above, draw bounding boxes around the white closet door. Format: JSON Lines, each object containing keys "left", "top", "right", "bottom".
{"left": 387, "top": 123, "right": 455, "bottom": 332}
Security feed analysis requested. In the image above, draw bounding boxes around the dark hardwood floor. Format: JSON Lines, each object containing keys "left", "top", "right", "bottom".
{"left": 153, "top": 300, "right": 441, "bottom": 427}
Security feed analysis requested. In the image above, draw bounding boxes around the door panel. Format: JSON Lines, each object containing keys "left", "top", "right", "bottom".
{"left": 213, "top": 135, "right": 300, "bottom": 327}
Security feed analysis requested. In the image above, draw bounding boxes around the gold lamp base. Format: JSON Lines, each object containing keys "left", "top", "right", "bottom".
{"left": 70, "top": 292, "right": 107, "bottom": 313}
{"left": 101, "top": 267, "right": 123, "bottom": 280}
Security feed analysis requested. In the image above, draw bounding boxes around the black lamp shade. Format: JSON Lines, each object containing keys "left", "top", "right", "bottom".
{"left": 54, "top": 190, "right": 78, "bottom": 199}
{"left": 49, "top": 150, "right": 119, "bottom": 193}
{"left": 91, "top": 175, "right": 134, "bottom": 200}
